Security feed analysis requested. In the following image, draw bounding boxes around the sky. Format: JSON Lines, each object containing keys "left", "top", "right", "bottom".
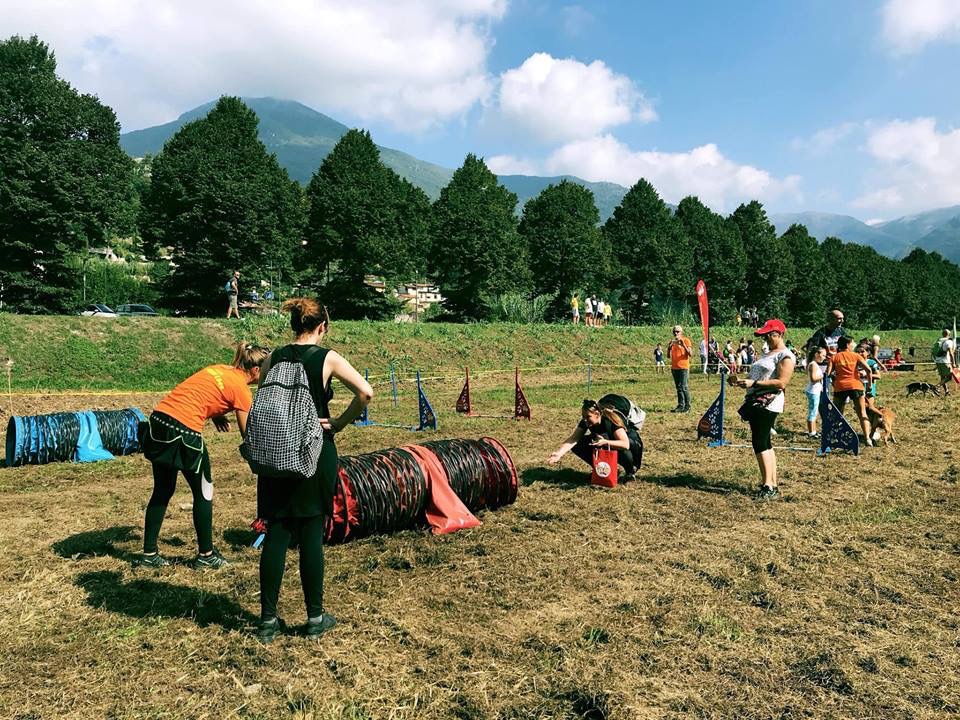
{"left": 3, "top": 0, "right": 960, "bottom": 220}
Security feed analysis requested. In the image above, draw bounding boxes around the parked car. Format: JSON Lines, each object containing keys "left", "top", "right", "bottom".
{"left": 115, "top": 303, "right": 158, "bottom": 317}
{"left": 79, "top": 303, "right": 117, "bottom": 317}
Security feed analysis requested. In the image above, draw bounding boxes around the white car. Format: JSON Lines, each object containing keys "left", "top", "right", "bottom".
{"left": 79, "top": 303, "right": 118, "bottom": 317}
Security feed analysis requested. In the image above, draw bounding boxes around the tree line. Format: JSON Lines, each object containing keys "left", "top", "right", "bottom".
{"left": 3, "top": 35, "right": 960, "bottom": 329}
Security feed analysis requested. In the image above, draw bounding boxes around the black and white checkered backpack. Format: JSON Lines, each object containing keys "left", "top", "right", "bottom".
{"left": 241, "top": 347, "right": 323, "bottom": 479}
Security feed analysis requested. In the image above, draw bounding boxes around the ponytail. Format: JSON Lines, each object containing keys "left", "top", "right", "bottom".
{"left": 232, "top": 343, "right": 270, "bottom": 371}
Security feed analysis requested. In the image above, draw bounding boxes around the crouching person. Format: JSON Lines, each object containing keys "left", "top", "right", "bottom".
{"left": 547, "top": 397, "right": 643, "bottom": 480}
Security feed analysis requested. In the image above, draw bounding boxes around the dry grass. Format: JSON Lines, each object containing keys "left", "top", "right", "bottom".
{"left": 0, "top": 366, "right": 958, "bottom": 719}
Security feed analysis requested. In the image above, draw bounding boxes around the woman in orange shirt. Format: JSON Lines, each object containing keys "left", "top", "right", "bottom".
{"left": 826, "top": 336, "right": 875, "bottom": 447}
{"left": 137, "top": 343, "right": 270, "bottom": 568}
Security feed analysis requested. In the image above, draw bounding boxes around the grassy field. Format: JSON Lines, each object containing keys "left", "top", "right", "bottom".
{"left": 0, "top": 318, "right": 958, "bottom": 719}
{"left": 0, "top": 313, "right": 944, "bottom": 391}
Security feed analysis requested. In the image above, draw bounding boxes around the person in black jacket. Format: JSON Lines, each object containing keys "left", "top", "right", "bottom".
{"left": 256, "top": 298, "right": 372, "bottom": 643}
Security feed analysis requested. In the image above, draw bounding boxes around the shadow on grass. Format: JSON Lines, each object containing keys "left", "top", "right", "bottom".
{"left": 522, "top": 467, "right": 589, "bottom": 490}
{"left": 76, "top": 570, "right": 256, "bottom": 630}
{"left": 223, "top": 527, "right": 257, "bottom": 550}
{"left": 644, "top": 472, "right": 752, "bottom": 496}
{"left": 53, "top": 526, "right": 137, "bottom": 561}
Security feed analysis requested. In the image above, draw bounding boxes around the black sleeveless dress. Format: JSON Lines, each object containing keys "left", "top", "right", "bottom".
{"left": 256, "top": 344, "right": 337, "bottom": 520}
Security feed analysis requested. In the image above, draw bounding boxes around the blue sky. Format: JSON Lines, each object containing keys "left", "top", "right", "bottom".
{"left": 4, "top": 0, "right": 960, "bottom": 219}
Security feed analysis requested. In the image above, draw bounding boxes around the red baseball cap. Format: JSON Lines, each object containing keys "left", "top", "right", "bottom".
{"left": 755, "top": 318, "right": 786, "bottom": 336}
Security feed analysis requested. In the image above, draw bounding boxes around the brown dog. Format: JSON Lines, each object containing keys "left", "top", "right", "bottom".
{"left": 867, "top": 406, "right": 897, "bottom": 445}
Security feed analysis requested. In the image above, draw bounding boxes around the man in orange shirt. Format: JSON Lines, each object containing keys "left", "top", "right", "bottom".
{"left": 668, "top": 324, "right": 693, "bottom": 412}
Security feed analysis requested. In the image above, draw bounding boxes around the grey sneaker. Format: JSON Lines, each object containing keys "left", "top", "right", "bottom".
{"left": 135, "top": 552, "right": 169, "bottom": 568}
{"left": 193, "top": 549, "right": 229, "bottom": 570}
{"left": 756, "top": 486, "right": 780, "bottom": 501}
{"left": 258, "top": 616, "right": 286, "bottom": 644}
{"left": 305, "top": 613, "right": 337, "bottom": 639}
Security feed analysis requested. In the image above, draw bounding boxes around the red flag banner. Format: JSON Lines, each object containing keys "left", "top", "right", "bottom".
{"left": 696, "top": 280, "right": 709, "bottom": 349}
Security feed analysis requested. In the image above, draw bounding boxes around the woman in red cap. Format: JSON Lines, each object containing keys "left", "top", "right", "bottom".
{"left": 730, "top": 318, "right": 796, "bottom": 499}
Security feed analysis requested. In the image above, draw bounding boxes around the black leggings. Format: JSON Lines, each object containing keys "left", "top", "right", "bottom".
{"left": 143, "top": 450, "right": 213, "bottom": 554}
{"left": 748, "top": 408, "right": 779, "bottom": 453}
{"left": 259, "top": 515, "right": 326, "bottom": 621}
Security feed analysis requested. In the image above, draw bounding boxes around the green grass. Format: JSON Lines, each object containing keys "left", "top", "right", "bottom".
{"left": 0, "top": 313, "right": 943, "bottom": 392}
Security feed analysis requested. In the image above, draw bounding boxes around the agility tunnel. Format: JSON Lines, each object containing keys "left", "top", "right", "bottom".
{"left": 5, "top": 408, "right": 146, "bottom": 467}
{"left": 252, "top": 437, "right": 518, "bottom": 546}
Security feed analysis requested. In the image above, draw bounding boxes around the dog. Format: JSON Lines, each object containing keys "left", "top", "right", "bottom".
{"left": 867, "top": 405, "right": 897, "bottom": 445}
{"left": 906, "top": 381, "right": 941, "bottom": 397}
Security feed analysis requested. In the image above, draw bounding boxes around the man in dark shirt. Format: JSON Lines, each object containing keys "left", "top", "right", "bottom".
{"left": 804, "top": 309, "right": 850, "bottom": 360}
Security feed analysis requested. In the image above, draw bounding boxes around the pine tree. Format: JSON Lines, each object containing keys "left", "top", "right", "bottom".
{"left": 779, "top": 223, "right": 829, "bottom": 326}
{"left": 729, "top": 201, "right": 794, "bottom": 318}
{"left": 0, "top": 35, "right": 136, "bottom": 312}
{"left": 518, "top": 180, "right": 609, "bottom": 318}
{"left": 430, "top": 154, "right": 529, "bottom": 320}
{"left": 603, "top": 179, "right": 691, "bottom": 321}
{"left": 140, "top": 97, "right": 304, "bottom": 314}
{"left": 304, "top": 129, "right": 431, "bottom": 319}
{"left": 674, "top": 196, "right": 745, "bottom": 323}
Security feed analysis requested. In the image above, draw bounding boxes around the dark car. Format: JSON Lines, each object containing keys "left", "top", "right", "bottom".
{"left": 115, "top": 304, "right": 158, "bottom": 317}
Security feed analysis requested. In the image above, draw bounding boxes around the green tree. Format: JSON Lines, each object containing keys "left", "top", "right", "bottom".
{"left": 518, "top": 180, "right": 609, "bottom": 318}
{"left": 779, "top": 223, "right": 829, "bottom": 326}
{"left": 140, "top": 96, "right": 304, "bottom": 314}
{"left": 0, "top": 35, "right": 136, "bottom": 312}
{"left": 674, "top": 196, "right": 745, "bottom": 323}
{"left": 728, "top": 201, "right": 794, "bottom": 318}
{"left": 430, "top": 154, "right": 529, "bottom": 320}
{"left": 304, "top": 129, "right": 431, "bottom": 319}
{"left": 603, "top": 179, "right": 691, "bottom": 321}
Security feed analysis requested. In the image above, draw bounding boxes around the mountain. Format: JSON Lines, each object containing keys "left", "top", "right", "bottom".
{"left": 769, "top": 212, "right": 905, "bottom": 256}
{"left": 875, "top": 205, "right": 960, "bottom": 246}
{"left": 120, "top": 97, "right": 628, "bottom": 216}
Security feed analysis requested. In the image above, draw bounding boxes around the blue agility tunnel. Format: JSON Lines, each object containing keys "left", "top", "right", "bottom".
{"left": 5, "top": 408, "right": 146, "bottom": 467}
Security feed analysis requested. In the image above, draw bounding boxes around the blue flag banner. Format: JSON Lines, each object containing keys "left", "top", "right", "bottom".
{"left": 417, "top": 371, "right": 438, "bottom": 431}
{"left": 818, "top": 379, "right": 859, "bottom": 456}
{"left": 698, "top": 370, "right": 727, "bottom": 446}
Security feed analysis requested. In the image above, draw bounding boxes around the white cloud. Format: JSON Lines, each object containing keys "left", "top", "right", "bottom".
{"left": 853, "top": 117, "right": 960, "bottom": 212}
{"left": 0, "top": 0, "right": 507, "bottom": 131}
{"left": 881, "top": 0, "right": 960, "bottom": 54}
{"left": 496, "top": 52, "right": 655, "bottom": 144}
{"left": 790, "top": 122, "right": 859, "bottom": 153}
{"left": 486, "top": 154, "right": 539, "bottom": 175}
{"left": 495, "top": 135, "right": 800, "bottom": 212}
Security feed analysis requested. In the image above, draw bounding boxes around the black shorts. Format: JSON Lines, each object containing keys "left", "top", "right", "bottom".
{"left": 834, "top": 389, "right": 863, "bottom": 404}
{"left": 747, "top": 408, "right": 778, "bottom": 453}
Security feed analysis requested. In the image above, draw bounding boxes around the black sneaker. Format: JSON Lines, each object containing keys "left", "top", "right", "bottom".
{"left": 670, "top": 406, "right": 683, "bottom": 413}
{"left": 134, "top": 552, "right": 169, "bottom": 568}
{"left": 258, "top": 616, "right": 286, "bottom": 644}
{"left": 305, "top": 613, "right": 337, "bottom": 639}
{"left": 756, "top": 486, "right": 780, "bottom": 500}
{"left": 193, "top": 549, "right": 229, "bottom": 570}
{"left": 622, "top": 472, "right": 636, "bottom": 483}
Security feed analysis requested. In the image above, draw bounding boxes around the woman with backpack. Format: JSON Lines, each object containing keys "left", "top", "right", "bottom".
{"left": 546, "top": 396, "right": 643, "bottom": 480}
{"left": 137, "top": 342, "right": 270, "bottom": 569}
{"left": 255, "top": 298, "right": 372, "bottom": 643}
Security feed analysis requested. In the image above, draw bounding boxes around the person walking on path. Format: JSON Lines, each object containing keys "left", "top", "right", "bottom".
{"left": 730, "top": 319, "right": 796, "bottom": 499}
{"left": 668, "top": 325, "right": 693, "bottom": 412}
{"left": 138, "top": 343, "right": 270, "bottom": 569}
{"left": 827, "top": 336, "right": 875, "bottom": 447}
{"left": 933, "top": 328, "right": 956, "bottom": 396}
{"left": 226, "top": 271, "right": 241, "bottom": 319}
{"left": 256, "top": 298, "right": 373, "bottom": 644}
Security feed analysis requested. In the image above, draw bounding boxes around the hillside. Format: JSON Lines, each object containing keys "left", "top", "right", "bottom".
{"left": 0, "top": 314, "right": 938, "bottom": 392}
